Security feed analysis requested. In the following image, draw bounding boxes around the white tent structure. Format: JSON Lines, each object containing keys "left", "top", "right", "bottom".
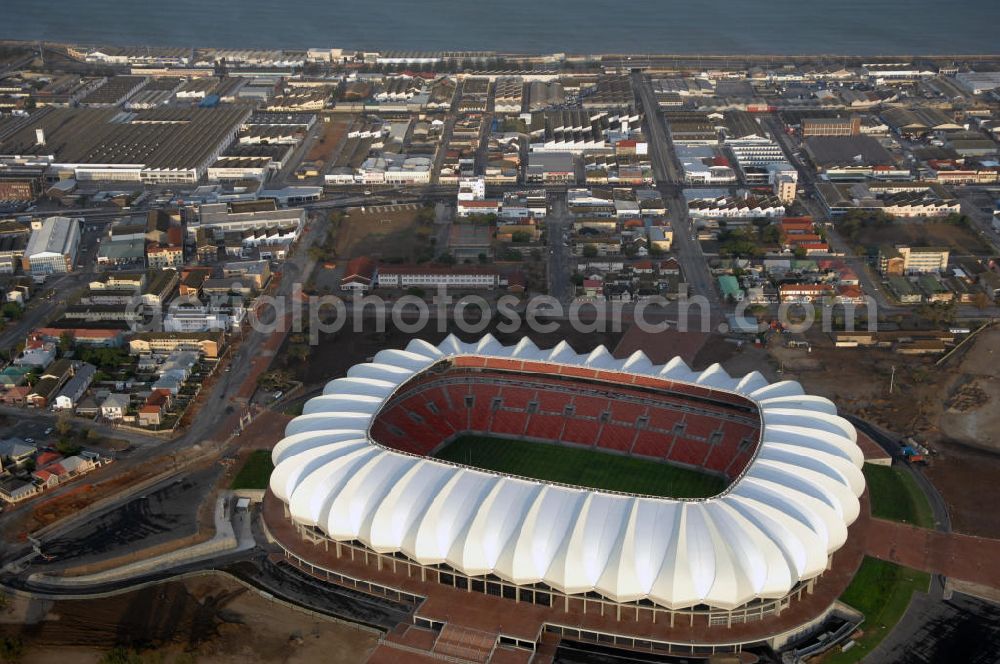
{"left": 270, "top": 335, "right": 865, "bottom": 611}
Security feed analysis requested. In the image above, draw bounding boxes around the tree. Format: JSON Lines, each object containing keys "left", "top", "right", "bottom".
{"left": 582, "top": 244, "right": 598, "bottom": 258}
{"left": 942, "top": 212, "right": 970, "bottom": 227}
{"left": 59, "top": 332, "right": 74, "bottom": 354}
{"left": 56, "top": 438, "right": 82, "bottom": 456}
{"left": 972, "top": 291, "right": 992, "bottom": 310}
{"left": 98, "top": 647, "right": 144, "bottom": 664}
{"left": 0, "top": 635, "right": 23, "bottom": 662}
{"left": 416, "top": 205, "right": 436, "bottom": 224}
{"left": 55, "top": 412, "right": 72, "bottom": 437}
{"left": 287, "top": 344, "right": 310, "bottom": 363}
{"left": 1, "top": 303, "right": 22, "bottom": 320}
{"left": 436, "top": 253, "right": 456, "bottom": 266}
{"left": 761, "top": 225, "right": 781, "bottom": 244}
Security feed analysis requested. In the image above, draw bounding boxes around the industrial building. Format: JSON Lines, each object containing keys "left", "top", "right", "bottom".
{"left": 802, "top": 136, "right": 903, "bottom": 180}
{"left": 22, "top": 216, "right": 81, "bottom": 275}
{"left": 526, "top": 152, "right": 575, "bottom": 184}
{"left": 0, "top": 106, "right": 250, "bottom": 184}
{"left": 493, "top": 77, "right": 524, "bottom": 113}
{"left": 188, "top": 201, "right": 305, "bottom": 239}
{"left": 801, "top": 116, "right": 861, "bottom": 137}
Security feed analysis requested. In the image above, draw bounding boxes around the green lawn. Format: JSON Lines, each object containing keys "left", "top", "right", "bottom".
{"left": 863, "top": 464, "right": 935, "bottom": 528}
{"left": 823, "top": 557, "right": 931, "bottom": 663}
{"left": 230, "top": 450, "right": 275, "bottom": 490}
{"left": 432, "top": 435, "right": 727, "bottom": 498}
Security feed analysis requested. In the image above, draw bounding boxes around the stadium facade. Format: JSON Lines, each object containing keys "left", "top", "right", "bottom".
{"left": 264, "top": 335, "right": 868, "bottom": 658}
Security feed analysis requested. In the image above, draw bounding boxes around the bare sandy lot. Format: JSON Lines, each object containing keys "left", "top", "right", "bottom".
{"left": 769, "top": 325, "right": 1000, "bottom": 538}
{"left": 853, "top": 221, "right": 992, "bottom": 256}
{"left": 335, "top": 204, "right": 432, "bottom": 262}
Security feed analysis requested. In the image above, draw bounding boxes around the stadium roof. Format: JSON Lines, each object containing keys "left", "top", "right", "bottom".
{"left": 270, "top": 335, "right": 865, "bottom": 611}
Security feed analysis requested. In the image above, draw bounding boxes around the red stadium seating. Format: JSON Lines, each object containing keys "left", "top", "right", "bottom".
{"left": 499, "top": 386, "right": 534, "bottom": 409}
{"left": 525, "top": 413, "right": 566, "bottom": 440}
{"left": 609, "top": 402, "right": 647, "bottom": 424}
{"left": 537, "top": 390, "right": 572, "bottom": 413}
{"left": 489, "top": 410, "right": 529, "bottom": 437}
{"left": 598, "top": 423, "right": 637, "bottom": 452}
{"left": 631, "top": 430, "right": 673, "bottom": 459}
{"left": 571, "top": 395, "right": 610, "bottom": 418}
{"left": 369, "top": 367, "right": 761, "bottom": 481}
{"left": 561, "top": 419, "right": 601, "bottom": 447}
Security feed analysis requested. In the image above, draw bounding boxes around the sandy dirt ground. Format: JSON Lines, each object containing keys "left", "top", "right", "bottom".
{"left": 0, "top": 574, "right": 379, "bottom": 664}
{"left": 767, "top": 325, "right": 1000, "bottom": 538}
{"left": 853, "top": 221, "right": 993, "bottom": 256}
{"left": 334, "top": 204, "right": 431, "bottom": 263}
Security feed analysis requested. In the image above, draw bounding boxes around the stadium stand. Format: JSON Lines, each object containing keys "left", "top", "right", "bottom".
{"left": 368, "top": 367, "right": 762, "bottom": 481}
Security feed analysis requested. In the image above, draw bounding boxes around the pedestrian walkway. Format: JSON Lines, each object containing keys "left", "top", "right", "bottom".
{"left": 865, "top": 518, "right": 1000, "bottom": 590}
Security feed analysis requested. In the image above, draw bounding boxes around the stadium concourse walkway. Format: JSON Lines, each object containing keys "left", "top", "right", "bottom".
{"left": 856, "top": 430, "right": 892, "bottom": 464}
{"left": 261, "top": 490, "right": 871, "bottom": 661}
{"left": 865, "top": 520, "right": 1000, "bottom": 591}
{"left": 856, "top": 428, "right": 1000, "bottom": 593}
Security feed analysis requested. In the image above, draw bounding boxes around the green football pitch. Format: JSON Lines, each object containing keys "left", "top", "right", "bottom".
{"left": 432, "top": 434, "right": 727, "bottom": 499}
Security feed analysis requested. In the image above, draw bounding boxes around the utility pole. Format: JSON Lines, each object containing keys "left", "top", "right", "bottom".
{"left": 889, "top": 365, "right": 896, "bottom": 394}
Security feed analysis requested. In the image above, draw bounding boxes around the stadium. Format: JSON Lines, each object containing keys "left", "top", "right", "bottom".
{"left": 263, "top": 334, "right": 868, "bottom": 660}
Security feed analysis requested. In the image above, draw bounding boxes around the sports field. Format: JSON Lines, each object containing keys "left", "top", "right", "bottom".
{"left": 432, "top": 435, "right": 727, "bottom": 498}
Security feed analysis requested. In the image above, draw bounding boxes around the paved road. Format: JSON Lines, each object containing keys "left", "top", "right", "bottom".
{"left": 865, "top": 590, "right": 1000, "bottom": 664}
{"left": 632, "top": 71, "right": 721, "bottom": 323}
{"left": 763, "top": 115, "right": 1000, "bottom": 321}
{"left": 546, "top": 195, "right": 572, "bottom": 302}
{"left": 430, "top": 78, "right": 464, "bottom": 184}
{"left": 269, "top": 120, "right": 327, "bottom": 188}
{"left": 0, "top": 271, "right": 93, "bottom": 350}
